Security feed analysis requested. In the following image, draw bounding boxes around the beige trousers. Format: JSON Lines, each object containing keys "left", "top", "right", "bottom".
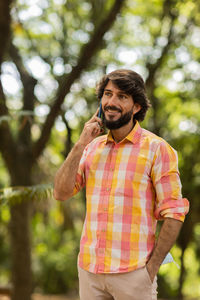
{"left": 78, "top": 266, "right": 157, "bottom": 300}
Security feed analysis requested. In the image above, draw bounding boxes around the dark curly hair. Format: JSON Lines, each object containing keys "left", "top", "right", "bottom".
{"left": 96, "top": 69, "right": 151, "bottom": 122}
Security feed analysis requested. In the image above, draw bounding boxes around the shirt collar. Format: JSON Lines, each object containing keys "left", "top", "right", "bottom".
{"left": 106, "top": 121, "right": 142, "bottom": 145}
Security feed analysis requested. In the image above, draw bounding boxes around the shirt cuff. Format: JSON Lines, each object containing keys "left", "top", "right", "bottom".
{"left": 154, "top": 198, "right": 189, "bottom": 222}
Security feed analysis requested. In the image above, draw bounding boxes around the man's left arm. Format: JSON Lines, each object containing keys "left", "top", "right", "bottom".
{"left": 148, "top": 141, "right": 190, "bottom": 282}
{"left": 146, "top": 218, "right": 183, "bottom": 282}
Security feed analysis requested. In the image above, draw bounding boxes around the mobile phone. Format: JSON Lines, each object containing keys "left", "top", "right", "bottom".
{"left": 98, "top": 100, "right": 102, "bottom": 118}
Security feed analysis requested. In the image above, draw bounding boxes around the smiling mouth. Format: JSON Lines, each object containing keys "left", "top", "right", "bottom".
{"left": 106, "top": 109, "right": 120, "bottom": 114}
{"left": 104, "top": 106, "right": 122, "bottom": 113}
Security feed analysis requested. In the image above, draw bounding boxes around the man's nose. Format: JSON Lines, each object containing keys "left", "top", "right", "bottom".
{"left": 108, "top": 94, "right": 117, "bottom": 105}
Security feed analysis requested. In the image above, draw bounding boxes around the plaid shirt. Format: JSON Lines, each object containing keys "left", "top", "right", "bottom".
{"left": 73, "top": 121, "right": 189, "bottom": 274}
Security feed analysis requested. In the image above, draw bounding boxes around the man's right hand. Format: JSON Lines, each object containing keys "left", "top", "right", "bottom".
{"left": 54, "top": 109, "right": 103, "bottom": 201}
{"left": 78, "top": 109, "right": 103, "bottom": 147}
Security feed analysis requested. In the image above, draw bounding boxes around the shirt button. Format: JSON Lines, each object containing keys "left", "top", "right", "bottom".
{"left": 106, "top": 187, "right": 110, "bottom": 191}
{"left": 104, "top": 207, "right": 107, "bottom": 211}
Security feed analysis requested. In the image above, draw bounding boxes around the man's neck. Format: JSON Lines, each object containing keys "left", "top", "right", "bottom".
{"left": 111, "top": 120, "right": 136, "bottom": 143}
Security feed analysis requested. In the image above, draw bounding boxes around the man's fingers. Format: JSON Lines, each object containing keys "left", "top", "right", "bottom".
{"left": 83, "top": 122, "right": 101, "bottom": 139}
{"left": 85, "top": 121, "right": 100, "bottom": 132}
{"left": 87, "top": 110, "right": 102, "bottom": 125}
{"left": 96, "top": 107, "right": 100, "bottom": 116}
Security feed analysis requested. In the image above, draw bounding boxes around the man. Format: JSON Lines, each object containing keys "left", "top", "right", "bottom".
{"left": 54, "top": 69, "right": 189, "bottom": 300}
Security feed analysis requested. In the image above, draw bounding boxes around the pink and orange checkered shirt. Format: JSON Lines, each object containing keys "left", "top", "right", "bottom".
{"left": 73, "top": 121, "right": 189, "bottom": 274}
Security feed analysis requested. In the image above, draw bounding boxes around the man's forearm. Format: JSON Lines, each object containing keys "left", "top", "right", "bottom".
{"left": 146, "top": 218, "right": 183, "bottom": 282}
{"left": 53, "top": 142, "right": 86, "bottom": 201}
{"left": 53, "top": 109, "right": 102, "bottom": 201}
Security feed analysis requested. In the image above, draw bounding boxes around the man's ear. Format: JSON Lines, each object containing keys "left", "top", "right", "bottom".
{"left": 133, "top": 103, "right": 141, "bottom": 115}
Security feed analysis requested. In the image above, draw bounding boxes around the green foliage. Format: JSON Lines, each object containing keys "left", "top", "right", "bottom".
{"left": 32, "top": 210, "right": 80, "bottom": 294}
{"left": 0, "top": 205, "right": 11, "bottom": 285}
{"left": 0, "top": 186, "right": 84, "bottom": 294}
{"left": 0, "top": 154, "right": 9, "bottom": 188}
{"left": 158, "top": 246, "right": 182, "bottom": 298}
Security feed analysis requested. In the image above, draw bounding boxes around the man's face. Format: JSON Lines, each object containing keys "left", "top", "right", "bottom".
{"left": 101, "top": 80, "right": 140, "bottom": 130}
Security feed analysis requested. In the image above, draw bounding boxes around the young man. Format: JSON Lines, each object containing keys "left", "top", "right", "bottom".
{"left": 54, "top": 69, "right": 189, "bottom": 300}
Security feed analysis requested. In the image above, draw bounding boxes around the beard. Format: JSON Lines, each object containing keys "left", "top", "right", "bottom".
{"left": 102, "top": 106, "right": 134, "bottom": 130}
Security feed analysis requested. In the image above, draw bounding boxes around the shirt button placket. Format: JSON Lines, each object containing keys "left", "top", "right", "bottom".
{"left": 97, "top": 144, "right": 114, "bottom": 271}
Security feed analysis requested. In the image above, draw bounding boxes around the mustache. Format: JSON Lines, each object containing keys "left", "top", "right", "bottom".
{"left": 104, "top": 106, "right": 122, "bottom": 113}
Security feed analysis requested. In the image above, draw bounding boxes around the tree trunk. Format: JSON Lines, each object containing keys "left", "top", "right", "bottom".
{"left": 10, "top": 201, "right": 32, "bottom": 300}
{"left": 9, "top": 158, "right": 33, "bottom": 300}
{"left": 0, "top": 0, "right": 12, "bottom": 65}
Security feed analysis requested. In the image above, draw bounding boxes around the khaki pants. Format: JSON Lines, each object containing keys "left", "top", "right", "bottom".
{"left": 78, "top": 266, "right": 157, "bottom": 300}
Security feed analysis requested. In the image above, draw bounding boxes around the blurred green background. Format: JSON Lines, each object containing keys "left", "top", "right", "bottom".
{"left": 0, "top": 0, "right": 199, "bottom": 300}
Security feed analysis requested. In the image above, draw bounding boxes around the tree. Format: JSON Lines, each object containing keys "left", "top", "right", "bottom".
{"left": 0, "top": 1, "right": 125, "bottom": 299}
{"left": 1, "top": 0, "right": 200, "bottom": 299}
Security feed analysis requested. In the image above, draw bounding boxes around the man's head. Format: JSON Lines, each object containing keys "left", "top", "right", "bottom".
{"left": 96, "top": 69, "right": 151, "bottom": 129}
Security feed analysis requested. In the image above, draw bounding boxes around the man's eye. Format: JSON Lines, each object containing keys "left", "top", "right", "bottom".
{"left": 105, "top": 92, "right": 112, "bottom": 96}
{"left": 119, "top": 94, "right": 127, "bottom": 100}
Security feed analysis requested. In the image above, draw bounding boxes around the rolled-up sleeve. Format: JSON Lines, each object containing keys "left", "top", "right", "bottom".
{"left": 151, "top": 141, "right": 189, "bottom": 222}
